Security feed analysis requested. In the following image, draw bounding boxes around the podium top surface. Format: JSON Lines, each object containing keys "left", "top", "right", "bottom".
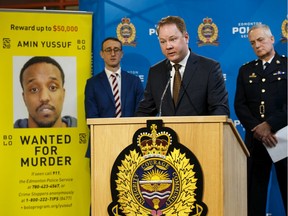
{"left": 87, "top": 115, "right": 229, "bottom": 125}
{"left": 87, "top": 115, "right": 249, "bottom": 157}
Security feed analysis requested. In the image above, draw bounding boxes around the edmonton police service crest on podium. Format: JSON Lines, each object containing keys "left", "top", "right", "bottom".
{"left": 108, "top": 120, "right": 207, "bottom": 216}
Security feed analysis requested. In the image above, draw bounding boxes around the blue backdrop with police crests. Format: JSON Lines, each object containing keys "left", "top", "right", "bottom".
{"left": 79, "top": 0, "right": 287, "bottom": 215}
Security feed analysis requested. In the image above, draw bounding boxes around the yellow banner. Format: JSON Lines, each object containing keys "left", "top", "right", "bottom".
{"left": 0, "top": 9, "right": 92, "bottom": 216}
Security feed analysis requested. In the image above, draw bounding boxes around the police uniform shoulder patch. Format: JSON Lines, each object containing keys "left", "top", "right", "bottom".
{"left": 108, "top": 120, "right": 208, "bottom": 216}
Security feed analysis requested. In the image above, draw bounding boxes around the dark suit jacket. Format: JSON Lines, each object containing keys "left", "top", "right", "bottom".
{"left": 85, "top": 70, "right": 144, "bottom": 118}
{"left": 136, "top": 52, "right": 230, "bottom": 116}
{"left": 234, "top": 53, "right": 287, "bottom": 150}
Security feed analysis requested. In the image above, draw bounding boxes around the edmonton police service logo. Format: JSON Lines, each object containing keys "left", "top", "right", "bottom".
{"left": 281, "top": 18, "right": 288, "bottom": 43}
{"left": 117, "top": 17, "right": 136, "bottom": 46}
{"left": 197, "top": 17, "right": 219, "bottom": 47}
{"left": 108, "top": 120, "right": 207, "bottom": 216}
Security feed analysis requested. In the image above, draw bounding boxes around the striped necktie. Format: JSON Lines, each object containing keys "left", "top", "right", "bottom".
{"left": 111, "top": 73, "right": 121, "bottom": 117}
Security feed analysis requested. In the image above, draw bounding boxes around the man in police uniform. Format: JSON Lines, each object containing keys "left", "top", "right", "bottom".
{"left": 234, "top": 24, "right": 287, "bottom": 216}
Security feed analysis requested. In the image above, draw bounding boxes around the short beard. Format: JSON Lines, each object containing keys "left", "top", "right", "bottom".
{"left": 37, "top": 121, "right": 57, "bottom": 128}
{"left": 33, "top": 116, "right": 59, "bottom": 128}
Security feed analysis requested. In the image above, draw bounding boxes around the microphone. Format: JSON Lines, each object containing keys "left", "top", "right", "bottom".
{"left": 166, "top": 60, "right": 172, "bottom": 72}
{"left": 159, "top": 62, "right": 172, "bottom": 116}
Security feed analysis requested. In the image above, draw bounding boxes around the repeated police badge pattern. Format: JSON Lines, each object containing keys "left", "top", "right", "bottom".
{"left": 197, "top": 17, "right": 219, "bottom": 47}
{"left": 108, "top": 120, "right": 207, "bottom": 216}
{"left": 281, "top": 18, "right": 288, "bottom": 43}
{"left": 116, "top": 17, "right": 137, "bottom": 46}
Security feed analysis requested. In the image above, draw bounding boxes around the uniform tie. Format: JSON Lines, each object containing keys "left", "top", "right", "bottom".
{"left": 173, "top": 64, "right": 182, "bottom": 105}
{"left": 263, "top": 62, "right": 270, "bottom": 71}
{"left": 111, "top": 73, "right": 121, "bottom": 117}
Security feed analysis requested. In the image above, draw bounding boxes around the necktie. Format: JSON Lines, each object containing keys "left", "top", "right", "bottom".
{"left": 111, "top": 73, "right": 121, "bottom": 117}
{"left": 173, "top": 64, "right": 182, "bottom": 105}
{"left": 263, "top": 62, "right": 270, "bottom": 71}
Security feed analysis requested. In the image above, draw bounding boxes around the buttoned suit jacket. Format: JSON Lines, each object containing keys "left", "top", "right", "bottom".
{"left": 136, "top": 51, "right": 230, "bottom": 117}
{"left": 85, "top": 70, "right": 144, "bottom": 118}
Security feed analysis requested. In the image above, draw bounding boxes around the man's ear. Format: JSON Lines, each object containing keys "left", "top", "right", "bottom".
{"left": 271, "top": 36, "right": 275, "bottom": 44}
{"left": 184, "top": 32, "right": 189, "bottom": 44}
{"left": 100, "top": 50, "right": 104, "bottom": 59}
{"left": 22, "top": 92, "right": 26, "bottom": 105}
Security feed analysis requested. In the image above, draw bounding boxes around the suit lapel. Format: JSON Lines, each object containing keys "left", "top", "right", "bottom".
{"left": 163, "top": 61, "right": 175, "bottom": 112}
{"left": 120, "top": 71, "right": 127, "bottom": 108}
{"left": 159, "top": 60, "right": 175, "bottom": 113}
{"left": 182, "top": 53, "right": 198, "bottom": 86}
{"left": 177, "top": 53, "right": 197, "bottom": 104}
{"left": 99, "top": 71, "right": 115, "bottom": 103}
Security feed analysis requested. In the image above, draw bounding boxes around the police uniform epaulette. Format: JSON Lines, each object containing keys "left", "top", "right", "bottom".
{"left": 243, "top": 59, "right": 257, "bottom": 66}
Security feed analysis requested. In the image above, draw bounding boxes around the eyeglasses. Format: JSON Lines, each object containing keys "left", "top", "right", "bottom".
{"left": 103, "top": 47, "right": 122, "bottom": 54}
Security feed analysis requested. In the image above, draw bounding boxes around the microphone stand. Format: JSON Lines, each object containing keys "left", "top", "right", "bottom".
{"left": 159, "top": 62, "right": 172, "bottom": 116}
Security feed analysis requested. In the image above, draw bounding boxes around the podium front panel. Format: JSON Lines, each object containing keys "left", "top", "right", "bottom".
{"left": 88, "top": 116, "right": 247, "bottom": 216}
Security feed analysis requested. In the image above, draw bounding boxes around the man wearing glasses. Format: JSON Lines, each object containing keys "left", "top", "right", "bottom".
{"left": 84, "top": 37, "right": 144, "bottom": 118}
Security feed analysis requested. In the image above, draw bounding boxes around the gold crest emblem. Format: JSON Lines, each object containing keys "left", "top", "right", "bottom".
{"left": 281, "top": 18, "right": 288, "bottom": 43}
{"left": 249, "top": 73, "right": 257, "bottom": 78}
{"left": 108, "top": 120, "right": 207, "bottom": 215}
{"left": 116, "top": 17, "right": 136, "bottom": 46}
{"left": 197, "top": 17, "right": 219, "bottom": 47}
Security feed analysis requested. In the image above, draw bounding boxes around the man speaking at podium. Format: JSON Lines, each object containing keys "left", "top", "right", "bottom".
{"left": 135, "top": 16, "right": 229, "bottom": 117}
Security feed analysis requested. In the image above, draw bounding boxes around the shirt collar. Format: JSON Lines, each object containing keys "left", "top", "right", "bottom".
{"left": 105, "top": 67, "right": 121, "bottom": 78}
{"left": 262, "top": 56, "right": 274, "bottom": 66}
{"left": 170, "top": 50, "right": 190, "bottom": 68}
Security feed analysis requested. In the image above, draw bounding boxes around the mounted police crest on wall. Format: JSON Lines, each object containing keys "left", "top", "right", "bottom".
{"left": 116, "top": 17, "right": 137, "bottom": 47}
{"left": 108, "top": 120, "right": 207, "bottom": 216}
{"left": 281, "top": 18, "right": 287, "bottom": 43}
{"left": 197, "top": 17, "right": 219, "bottom": 47}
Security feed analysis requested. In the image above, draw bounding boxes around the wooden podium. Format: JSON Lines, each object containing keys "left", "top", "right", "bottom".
{"left": 87, "top": 116, "right": 249, "bottom": 215}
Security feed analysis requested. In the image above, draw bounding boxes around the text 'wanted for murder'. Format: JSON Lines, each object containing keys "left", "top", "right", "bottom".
{"left": 19, "top": 134, "right": 72, "bottom": 167}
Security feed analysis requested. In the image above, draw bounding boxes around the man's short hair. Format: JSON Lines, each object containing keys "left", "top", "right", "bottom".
{"left": 101, "top": 37, "right": 123, "bottom": 51}
{"left": 156, "top": 16, "right": 187, "bottom": 35}
{"left": 20, "top": 56, "right": 65, "bottom": 89}
{"left": 248, "top": 24, "right": 273, "bottom": 37}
